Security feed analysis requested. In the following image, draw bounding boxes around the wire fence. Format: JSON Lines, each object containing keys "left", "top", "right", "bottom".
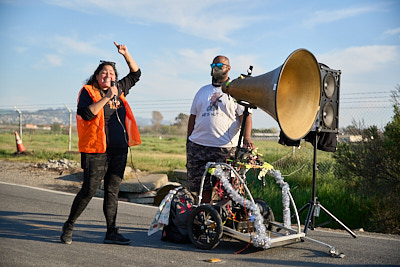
{"left": 1, "top": 91, "right": 395, "bottom": 180}
{"left": 0, "top": 90, "right": 396, "bottom": 143}
{"left": 0, "top": 90, "right": 395, "bottom": 131}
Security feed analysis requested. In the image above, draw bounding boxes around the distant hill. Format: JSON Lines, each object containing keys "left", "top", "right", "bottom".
{"left": 0, "top": 108, "right": 157, "bottom": 127}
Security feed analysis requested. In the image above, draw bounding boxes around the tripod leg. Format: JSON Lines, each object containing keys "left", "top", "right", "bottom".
{"left": 303, "top": 203, "right": 316, "bottom": 235}
{"left": 297, "top": 202, "right": 310, "bottom": 215}
{"left": 318, "top": 203, "right": 357, "bottom": 238}
{"left": 292, "top": 202, "right": 310, "bottom": 220}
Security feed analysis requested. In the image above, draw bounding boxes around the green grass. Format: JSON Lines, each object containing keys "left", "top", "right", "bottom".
{"left": 0, "top": 133, "right": 187, "bottom": 171}
{"left": 0, "top": 131, "right": 81, "bottom": 162}
{"left": 244, "top": 145, "right": 367, "bottom": 231}
{"left": 0, "top": 132, "right": 366, "bottom": 230}
{"left": 128, "top": 136, "right": 187, "bottom": 173}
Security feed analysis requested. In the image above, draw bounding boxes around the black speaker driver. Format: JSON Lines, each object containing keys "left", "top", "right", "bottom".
{"left": 322, "top": 102, "right": 334, "bottom": 128}
{"left": 323, "top": 73, "right": 335, "bottom": 99}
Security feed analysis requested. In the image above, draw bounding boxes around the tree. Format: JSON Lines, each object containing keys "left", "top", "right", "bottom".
{"left": 384, "top": 85, "right": 400, "bottom": 162}
{"left": 152, "top": 111, "right": 164, "bottom": 131}
{"left": 341, "top": 119, "right": 365, "bottom": 135}
{"left": 333, "top": 85, "right": 400, "bottom": 233}
{"left": 173, "top": 113, "right": 189, "bottom": 128}
{"left": 51, "top": 122, "right": 62, "bottom": 133}
{"left": 172, "top": 113, "right": 189, "bottom": 135}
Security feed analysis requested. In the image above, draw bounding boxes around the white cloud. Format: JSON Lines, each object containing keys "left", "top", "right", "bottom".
{"left": 177, "top": 48, "right": 221, "bottom": 72}
{"left": 318, "top": 45, "right": 400, "bottom": 75}
{"left": 303, "top": 6, "right": 375, "bottom": 28}
{"left": 25, "top": 33, "right": 113, "bottom": 70}
{"left": 32, "top": 53, "right": 63, "bottom": 68}
{"left": 317, "top": 45, "right": 400, "bottom": 102}
{"left": 53, "top": 35, "right": 108, "bottom": 56}
{"left": 45, "top": 0, "right": 263, "bottom": 42}
{"left": 383, "top": 27, "right": 400, "bottom": 39}
{"left": 135, "top": 48, "right": 219, "bottom": 102}
{"left": 45, "top": 54, "right": 63, "bottom": 66}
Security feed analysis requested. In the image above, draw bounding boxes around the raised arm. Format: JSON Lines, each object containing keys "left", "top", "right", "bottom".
{"left": 114, "top": 41, "right": 139, "bottom": 72}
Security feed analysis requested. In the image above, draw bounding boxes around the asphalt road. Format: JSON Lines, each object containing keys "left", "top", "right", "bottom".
{"left": 0, "top": 182, "right": 399, "bottom": 267}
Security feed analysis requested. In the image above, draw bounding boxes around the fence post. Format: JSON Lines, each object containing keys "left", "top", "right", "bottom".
{"left": 14, "top": 106, "right": 22, "bottom": 139}
{"left": 64, "top": 104, "right": 72, "bottom": 151}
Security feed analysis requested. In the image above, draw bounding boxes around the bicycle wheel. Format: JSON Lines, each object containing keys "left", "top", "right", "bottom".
{"left": 255, "top": 198, "right": 275, "bottom": 230}
{"left": 187, "top": 205, "right": 223, "bottom": 250}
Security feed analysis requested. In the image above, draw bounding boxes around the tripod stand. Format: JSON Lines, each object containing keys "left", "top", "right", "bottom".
{"left": 234, "top": 101, "right": 257, "bottom": 160}
{"left": 297, "top": 131, "right": 357, "bottom": 238}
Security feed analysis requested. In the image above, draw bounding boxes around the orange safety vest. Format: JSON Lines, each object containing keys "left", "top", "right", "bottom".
{"left": 76, "top": 84, "right": 141, "bottom": 153}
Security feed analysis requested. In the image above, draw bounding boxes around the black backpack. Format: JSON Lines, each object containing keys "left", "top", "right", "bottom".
{"left": 161, "top": 187, "right": 194, "bottom": 244}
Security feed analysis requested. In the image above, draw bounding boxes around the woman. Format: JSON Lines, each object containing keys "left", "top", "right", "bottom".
{"left": 61, "top": 42, "right": 141, "bottom": 245}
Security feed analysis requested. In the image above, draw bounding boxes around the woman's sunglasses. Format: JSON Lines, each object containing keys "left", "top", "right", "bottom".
{"left": 99, "top": 60, "right": 116, "bottom": 67}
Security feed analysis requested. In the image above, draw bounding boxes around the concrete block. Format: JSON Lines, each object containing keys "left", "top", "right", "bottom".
{"left": 119, "top": 173, "right": 168, "bottom": 193}
{"left": 173, "top": 169, "right": 187, "bottom": 182}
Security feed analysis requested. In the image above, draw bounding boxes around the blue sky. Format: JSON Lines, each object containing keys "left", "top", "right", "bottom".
{"left": 0, "top": 0, "right": 399, "bottom": 129}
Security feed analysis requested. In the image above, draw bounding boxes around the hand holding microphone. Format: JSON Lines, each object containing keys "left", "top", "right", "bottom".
{"left": 111, "top": 81, "right": 117, "bottom": 105}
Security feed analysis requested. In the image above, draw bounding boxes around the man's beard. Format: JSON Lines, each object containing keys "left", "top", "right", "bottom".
{"left": 211, "top": 68, "right": 228, "bottom": 86}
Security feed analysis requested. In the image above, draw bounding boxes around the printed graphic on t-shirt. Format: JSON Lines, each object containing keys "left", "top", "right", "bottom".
{"left": 107, "top": 99, "right": 121, "bottom": 109}
{"left": 206, "top": 92, "right": 222, "bottom": 112}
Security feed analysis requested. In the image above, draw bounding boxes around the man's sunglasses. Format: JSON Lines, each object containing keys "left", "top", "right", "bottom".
{"left": 99, "top": 60, "right": 116, "bottom": 67}
{"left": 210, "top": 63, "right": 228, "bottom": 69}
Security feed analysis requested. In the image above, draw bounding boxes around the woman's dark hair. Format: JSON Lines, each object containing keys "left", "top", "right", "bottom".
{"left": 86, "top": 61, "right": 119, "bottom": 85}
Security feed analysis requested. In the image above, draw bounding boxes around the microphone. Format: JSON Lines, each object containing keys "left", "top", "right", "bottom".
{"left": 111, "top": 81, "right": 117, "bottom": 104}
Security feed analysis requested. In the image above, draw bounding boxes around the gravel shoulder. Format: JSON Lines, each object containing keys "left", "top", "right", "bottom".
{"left": 0, "top": 159, "right": 83, "bottom": 193}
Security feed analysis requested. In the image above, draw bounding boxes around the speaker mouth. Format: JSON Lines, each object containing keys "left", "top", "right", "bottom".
{"left": 322, "top": 102, "right": 334, "bottom": 128}
{"left": 277, "top": 49, "right": 321, "bottom": 140}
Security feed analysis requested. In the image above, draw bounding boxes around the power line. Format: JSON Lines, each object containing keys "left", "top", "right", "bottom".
{"left": 341, "top": 91, "right": 392, "bottom": 95}
{"left": 341, "top": 100, "right": 392, "bottom": 104}
{"left": 341, "top": 96, "right": 390, "bottom": 100}
{"left": 341, "top": 106, "right": 392, "bottom": 110}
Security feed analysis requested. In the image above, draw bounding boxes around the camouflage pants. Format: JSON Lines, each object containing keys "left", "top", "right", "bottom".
{"left": 186, "top": 140, "right": 236, "bottom": 193}
{"left": 66, "top": 152, "right": 127, "bottom": 230}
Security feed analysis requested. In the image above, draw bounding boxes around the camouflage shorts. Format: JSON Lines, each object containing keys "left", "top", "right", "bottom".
{"left": 186, "top": 140, "right": 236, "bottom": 193}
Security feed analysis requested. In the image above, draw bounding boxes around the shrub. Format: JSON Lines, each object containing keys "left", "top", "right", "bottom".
{"left": 333, "top": 86, "right": 400, "bottom": 233}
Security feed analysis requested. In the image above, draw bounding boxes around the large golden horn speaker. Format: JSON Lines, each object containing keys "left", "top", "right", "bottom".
{"left": 224, "top": 49, "right": 321, "bottom": 140}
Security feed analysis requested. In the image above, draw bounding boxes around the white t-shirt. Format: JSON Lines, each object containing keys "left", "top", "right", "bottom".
{"left": 189, "top": 84, "right": 249, "bottom": 148}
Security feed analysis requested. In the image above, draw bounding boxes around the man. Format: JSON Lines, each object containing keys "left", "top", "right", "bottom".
{"left": 186, "top": 55, "right": 254, "bottom": 203}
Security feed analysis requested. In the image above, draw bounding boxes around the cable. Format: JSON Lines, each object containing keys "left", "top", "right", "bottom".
{"left": 127, "top": 146, "right": 151, "bottom": 192}
{"left": 114, "top": 104, "right": 129, "bottom": 146}
{"left": 114, "top": 100, "right": 152, "bottom": 193}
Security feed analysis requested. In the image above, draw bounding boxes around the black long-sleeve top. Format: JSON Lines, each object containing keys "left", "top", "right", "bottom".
{"left": 77, "top": 69, "right": 141, "bottom": 154}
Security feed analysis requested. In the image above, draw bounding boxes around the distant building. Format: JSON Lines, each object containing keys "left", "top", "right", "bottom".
{"left": 26, "top": 123, "right": 38, "bottom": 129}
{"left": 338, "top": 135, "right": 363, "bottom": 143}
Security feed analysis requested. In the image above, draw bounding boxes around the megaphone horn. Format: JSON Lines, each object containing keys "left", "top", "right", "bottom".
{"left": 223, "top": 49, "right": 321, "bottom": 140}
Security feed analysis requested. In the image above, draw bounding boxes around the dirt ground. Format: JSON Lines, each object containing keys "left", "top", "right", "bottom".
{"left": 0, "top": 159, "right": 84, "bottom": 193}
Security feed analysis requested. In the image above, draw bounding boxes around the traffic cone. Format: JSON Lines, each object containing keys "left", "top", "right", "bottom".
{"left": 14, "top": 131, "right": 26, "bottom": 153}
